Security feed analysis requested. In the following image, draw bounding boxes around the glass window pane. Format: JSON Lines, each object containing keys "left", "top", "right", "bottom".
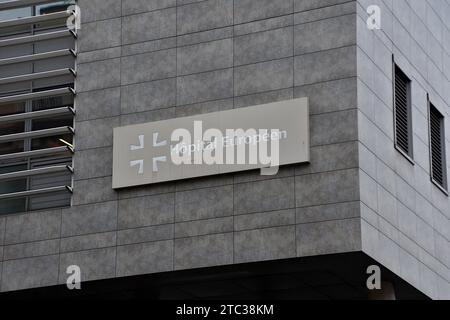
{"left": 0, "top": 163, "right": 27, "bottom": 174}
{"left": 36, "top": 1, "right": 75, "bottom": 15}
{"left": 0, "top": 141, "right": 24, "bottom": 155}
{"left": 0, "top": 172, "right": 27, "bottom": 214}
{"left": 0, "top": 7, "right": 32, "bottom": 21}
{"left": 0, "top": 198, "right": 26, "bottom": 215}
{"left": 0, "top": 165, "right": 27, "bottom": 196}
{"left": 0, "top": 101, "right": 26, "bottom": 116}
{"left": 31, "top": 133, "right": 72, "bottom": 150}
{"left": 0, "top": 177, "right": 27, "bottom": 194}
{"left": 32, "top": 94, "right": 73, "bottom": 111}
{"left": 0, "top": 121, "right": 25, "bottom": 135}
{"left": 0, "top": 102, "right": 26, "bottom": 155}
{"left": 32, "top": 115, "right": 73, "bottom": 130}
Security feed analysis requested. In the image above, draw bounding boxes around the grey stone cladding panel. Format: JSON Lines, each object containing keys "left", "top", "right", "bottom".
{"left": 78, "top": 0, "right": 122, "bottom": 23}
{"left": 121, "top": 49, "right": 176, "bottom": 85}
{"left": 234, "top": 226, "right": 296, "bottom": 263}
{"left": 234, "top": 27, "right": 293, "bottom": 66}
{"left": 78, "top": 19, "right": 122, "bottom": 52}
{"left": 75, "top": 117, "right": 120, "bottom": 150}
{"left": 294, "top": 14, "right": 356, "bottom": 55}
{"left": 121, "top": 78, "right": 176, "bottom": 114}
{"left": 76, "top": 59, "right": 121, "bottom": 92}
{"left": 73, "top": 147, "right": 114, "bottom": 181}
{"left": 118, "top": 193, "right": 175, "bottom": 229}
{"left": 60, "top": 232, "right": 117, "bottom": 253}
{"left": 174, "top": 233, "right": 233, "bottom": 270}
{"left": 3, "top": 240, "right": 59, "bottom": 261}
{"left": 1, "top": 255, "right": 59, "bottom": 292}
{"left": 175, "top": 185, "right": 233, "bottom": 222}
{"left": 72, "top": 177, "right": 118, "bottom": 206}
{"left": 75, "top": 87, "right": 121, "bottom": 122}
{"left": 122, "top": 0, "right": 176, "bottom": 16}
{"left": 234, "top": 177, "right": 295, "bottom": 215}
{"left": 122, "top": 8, "right": 176, "bottom": 45}
{"left": 177, "top": 0, "right": 233, "bottom": 35}
{"left": 4, "top": 210, "right": 61, "bottom": 245}
{"left": 177, "top": 68, "right": 233, "bottom": 105}
{"left": 234, "top": 58, "right": 294, "bottom": 96}
{"left": 296, "top": 218, "right": 362, "bottom": 256}
{"left": 234, "top": 0, "right": 293, "bottom": 24}
{"left": 294, "top": 46, "right": 357, "bottom": 86}
{"left": 61, "top": 201, "right": 118, "bottom": 237}
{"left": 116, "top": 240, "right": 173, "bottom": 277}
{"left": 177, "top": 38, "right": 233, "bottom": 75}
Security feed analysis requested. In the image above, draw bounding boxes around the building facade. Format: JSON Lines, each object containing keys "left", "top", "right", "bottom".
{"left": 0, "top": 0, "right": 449, "bottom": 300}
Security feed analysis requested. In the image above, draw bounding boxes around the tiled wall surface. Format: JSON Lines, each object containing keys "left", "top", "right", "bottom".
{"left": 356, "top": 0, "right": 450, "bottom": 299}
{"left": 1, "top": 0, "right": 447, "bottom": 300}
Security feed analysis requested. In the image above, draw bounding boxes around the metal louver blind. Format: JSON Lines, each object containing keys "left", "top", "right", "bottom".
{"left": 394, "top": 66, "right": 411, "bottom": 156}
{"left": 0, "top": 0, "right": 76, "bottom": 215}
{"left": 430, "top": 104, "right": 447, "bottom": 189}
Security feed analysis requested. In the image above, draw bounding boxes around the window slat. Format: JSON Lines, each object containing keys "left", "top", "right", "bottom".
{"left": 0, "top": 165, "right": 73, "bottom": 181}
{"left": 0, "top": 185, "right": 72, "bottom": 200}
{"left": 0, "top": 125, "right": 73, "bottom": 143}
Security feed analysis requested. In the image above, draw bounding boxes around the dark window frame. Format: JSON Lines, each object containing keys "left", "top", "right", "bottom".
{"left": 392, "top": 58, "right": 414, "bottom": 164}
{"left": 428, "top": 96, "right": 448, "bottom": 195}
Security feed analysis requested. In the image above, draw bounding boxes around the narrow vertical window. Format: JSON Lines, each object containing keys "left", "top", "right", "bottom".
{"left": 429, "top": 101, "right": 448, "bottom": 192}
{"left": 393, "top": 63, "right": 413, "bottom": 160}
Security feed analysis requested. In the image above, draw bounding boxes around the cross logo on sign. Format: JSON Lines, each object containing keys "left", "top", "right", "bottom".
{"left": 129, "top": 133, "right": 168, "bottom": 174}
{"left": 152, "top": 133, "right": 167, "bottom": 172}
{"left": 129, "top": 135, "right": 145, "bottom": 174}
